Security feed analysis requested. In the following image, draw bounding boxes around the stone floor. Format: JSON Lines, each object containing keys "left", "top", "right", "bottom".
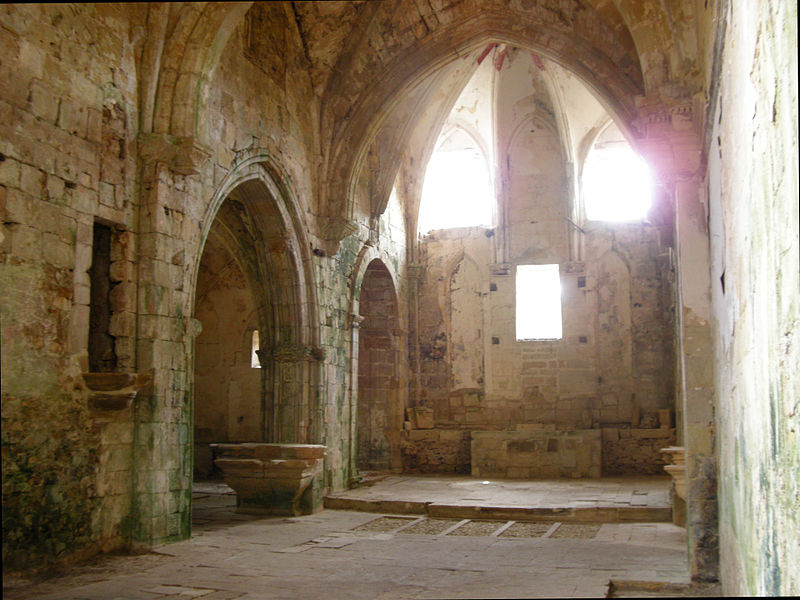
{"left": 3, "top": 476, "right": 718, "bottom": 599}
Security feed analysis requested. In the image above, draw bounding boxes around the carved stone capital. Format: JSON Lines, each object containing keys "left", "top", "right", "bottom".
{"left": 319, "top": 215, "right": 359, "bottom": 255}
{"left": 490, "top": 263, "right": 512, "bottom": 276}
{"left": 139, "top": 133, "right": 211, "bottom": 175}
{"left": 348, "top": 313, "right": 366, "bottom": 329}
{"left": 271, "top": 344, "right": 325, "bottom": 363}
{"left": 563, "top": 261, "right": 586, "bottom": 274}
{"left": 184, "top": 317, "right": 203, "bottom": 339}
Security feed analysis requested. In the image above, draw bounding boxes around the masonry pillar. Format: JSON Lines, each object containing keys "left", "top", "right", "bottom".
{"left": 638, "top": 99, "right": 719, "bottom": 581}
{"left": 347, "top": 312, "right": 365, "bottom": 485}
{"left": 130, "top": 135, "right": 208, "bottom": 547}
{"left": 271, "top": 344, "right": 324, "bottom": 444}
{"left": 674, "top": 175, "right": 718, "bottom": 580}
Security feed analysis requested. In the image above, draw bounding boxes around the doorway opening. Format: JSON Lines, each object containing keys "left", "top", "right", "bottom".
{"left": 192, "top": 178, "right": 310, "bottom": 483}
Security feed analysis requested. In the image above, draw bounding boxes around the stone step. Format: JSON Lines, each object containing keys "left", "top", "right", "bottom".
{"left": 323, "top": 495, "right": 671, "bottom": 523}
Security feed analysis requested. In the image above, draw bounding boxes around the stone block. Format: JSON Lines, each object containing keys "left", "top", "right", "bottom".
{"left": 19, "top": 162, "right": 44, "bottom": 195}
{"left": 438, "top": 429, "right": 465, "bottom": 442}
{"left": 108, "top": 311, "right": 135, "bottom": 337}
{"left": 602, "top": 428, "right": 619, "bottom": 441}
{"left": 408, "top": 429, "right": 438, "bottom": 442}
{"left": 29, "top": 80, "right": 60, "bottom": 124}
{"left": 538, "top": 465, "right": 560, "bottom": 478}
{"left": 0, "top": 156, "right": 21, "bottom": 187}
{"left": 463, "top": 392, "right": 480, "bottom": 407}
{"left": 42, "top": 232, "right": 73, "bottom": 267}
{"left": 508, "top": 452, "right": 537, "bottom": 468}
{"left": 631, "top": 428, "right": 674, "bottom": 439}
{"left": 507, "top": 467, "right": 529, "bottom": 478}
{"left": 10, "top": 224, "right": 41, "bottom": 260}
{"left": 108, "top": 259, "right": 134, "bottom": 283}
{"left": 516, "top": 423, "right": 547, "bottom": 432}
{"left": 413, "top": 407, "right": 434, "bottom": 429}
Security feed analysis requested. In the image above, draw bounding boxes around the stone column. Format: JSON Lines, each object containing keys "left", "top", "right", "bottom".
{"left": 347, "top": 312, "right": 365, "bottom": 485}
{"left": 674, "top": 176, "right": 718, "bottom": 581}
{"left": 130, "top": 135, "right": 208, "bottom": 547}
{"left": 639, "top": 101, "right": 718, "bottom": 581}
{"left": 271, "top": 344, "right": 325, "bottom": 444}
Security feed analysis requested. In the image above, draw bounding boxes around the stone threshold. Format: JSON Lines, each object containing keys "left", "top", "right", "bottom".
{"left": 323, "top": 496, "right": 671, "bottom": 523}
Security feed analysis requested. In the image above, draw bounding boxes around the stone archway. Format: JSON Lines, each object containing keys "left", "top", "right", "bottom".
{"left": 191, "top": 166, "right": 319, "bottom": 480}
{"left": 356, "top": 259, "right": 402, "bottom": 472}
{"left": 193, "top": 218, "right": 263, "bottom": 478}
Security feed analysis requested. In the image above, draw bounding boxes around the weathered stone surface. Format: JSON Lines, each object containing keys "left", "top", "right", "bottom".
{"left": 472, "top": 430, "right": 602, "bottom": 479}
{"left": 400, "top": 429, "right": 471, "bottom": 474}
{"left": 603, "top": 428, "right": 677, "bottom": 475}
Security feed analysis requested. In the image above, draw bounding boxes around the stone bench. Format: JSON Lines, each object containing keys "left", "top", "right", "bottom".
{"left": 212, "top": 443, "right": 326, "bottom": 516}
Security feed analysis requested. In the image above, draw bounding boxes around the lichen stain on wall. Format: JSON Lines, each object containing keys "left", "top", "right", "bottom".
{"left": 1, "top": 264, "right": 101, "bottom": 569}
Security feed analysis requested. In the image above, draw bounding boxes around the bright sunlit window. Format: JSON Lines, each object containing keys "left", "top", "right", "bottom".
{"left": 583, "top": 142, "right": 653, "bottom": 222}
{"left": 251, "top": 330, "right": 261, "bottom": 368}
{"left": 417, "top": 135, "right": 494, "bottom": 234}
{"left": 516, "top": 264, "right": 562, "bottom": 340}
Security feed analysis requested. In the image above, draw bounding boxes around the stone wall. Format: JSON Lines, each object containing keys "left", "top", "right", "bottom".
{"left": 1, "top": 4, "right": 139, "bottom": 569}
{"left": 0, "top": 3, "right": 409, "bottom": 568}
{"left": 472, "top": 429, "right": 602, "bottom": 479}
{"left": 602, "top": 428, "right": 676, "bottom": 476}
{"left": 400, "top": 429, "right": 471, "bottom": 474}
{"left": 409, "top": 48, "right": 674, "bottom": 444}
{"left": 400, "top": 424, "right": 675, "bottom": 477}
{"left": 414, "top": 224, "right": 673, "bottom": 435}
{"left": 1, "top": 2, "right": 794, "bottom": 592}
{"left": 706, "top": 0, "right": 799, "bottom": 594}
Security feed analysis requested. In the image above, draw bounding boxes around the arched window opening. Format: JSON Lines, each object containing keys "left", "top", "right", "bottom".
{"left": 582, "top": 124, "right": 653, "bottom": 222}
{"left": 417, "top": 128, "right": 494, "bottom": 234}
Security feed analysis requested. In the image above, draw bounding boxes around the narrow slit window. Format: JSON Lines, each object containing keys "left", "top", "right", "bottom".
{"left": 251, "top": 330, "right": 261, "bottom": 368}
{"left": 88, "top": 222, "right": 117, "bottom": 372}
{"left": 516, "top": 264, "right": 562, "bottom": 340}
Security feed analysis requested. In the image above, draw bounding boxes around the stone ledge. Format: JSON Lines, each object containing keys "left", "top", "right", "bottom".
{"left": 82, "top": 372, "right": 151, "bottom": 413}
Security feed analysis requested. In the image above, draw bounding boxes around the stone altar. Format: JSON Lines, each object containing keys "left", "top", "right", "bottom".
{"left": 212, "top": 443, "right": 326, "bottom": 515}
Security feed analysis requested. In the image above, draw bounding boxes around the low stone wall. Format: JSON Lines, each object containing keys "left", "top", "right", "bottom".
{"left": 400, "top": 429, "right": 471, "bottom": 473}
{"left": 399, "top": 426, "right": 673, "bottom": 477}
{"left": 471, "top": 429, "right": 602, "bottom": 478}
{"left": 602, "top": 427, "right": 676, "bottom": 475}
